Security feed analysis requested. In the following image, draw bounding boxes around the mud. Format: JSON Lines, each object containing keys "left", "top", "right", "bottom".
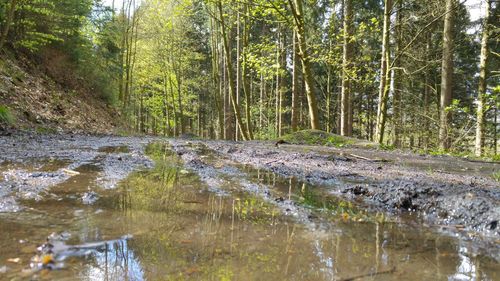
{"left": 0, "top": 133, "right": 499, "bottom": 280}
{"left": 0, "top": 133, "right": 154, "bottom": 212}
{"left": 197, "top": 141, "right": 499, "bottom": 239}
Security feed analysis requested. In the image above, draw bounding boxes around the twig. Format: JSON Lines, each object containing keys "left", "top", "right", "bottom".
{"left": 349, "top": 154, "right": 389, "bottom": 163}
{"left": 336, "top": 266, "right": 396, "bottom": 281}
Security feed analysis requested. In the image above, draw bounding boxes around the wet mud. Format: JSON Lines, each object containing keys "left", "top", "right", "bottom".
{"left": 199, "top": 141, "right": 499, "bottom": 240}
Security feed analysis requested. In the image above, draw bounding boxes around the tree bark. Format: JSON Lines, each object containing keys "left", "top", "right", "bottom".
{"left": 217, "top": 1, "right": 250, "bottom": 140}
{"left": 291, "top": 31, "right": 300, "bottom": 132}
{"left": 375, "top": 0, "right": 393, "bottom": 144}
{"left": 242, "top": 2, "right": 254, "bottom": 139}
{"left": 475, "top": 0, "right": 491, "bottom": 157}
{"left": 341, "top": 0, "right": 353, "bottom": 136}
{"left": 439, "top": 0, "right": 455, "bottom": 150}
{"left": 0, "top": 0, "right": 18, "bottom": 51}
{"left": 289, "top": 0, "right": 320, "bottom": 130}
{"left": 392, "top": 0, "right": 403, "bottom": 147}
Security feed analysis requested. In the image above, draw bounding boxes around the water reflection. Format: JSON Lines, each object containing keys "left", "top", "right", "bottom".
{"left": 80, "top": 239, "right": 144, "bottom": 281}
{"left": 0, "top": 143, "right": 498, "bottom": 280}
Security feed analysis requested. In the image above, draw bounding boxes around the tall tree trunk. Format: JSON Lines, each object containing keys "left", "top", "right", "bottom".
{"left": 275, "top": 26, "right": 281, "bottom": 137}
{"left": 393, "top": 0, "right": 403, "bottom": 147}
{"left": 439, "top": 0, "right": 455, "bottom": 150}
{"left": 289, "top": 0, "right": 320, "bottom": 130}
{"left": 423, "top": 31, "right": 433, "bottom": 149}
{"left": 0, "top": 0, "right": 18, "bottom": 50}
{"left": 259, "top": 73, "right": 265, "bottom": 132}
{"left": 176, "top": 74, "right": 185, "bottom": 134}
{"left": 291, "top": 31, "right": 300, "bottom": 132}
{"left": 168, "top": 72, "right": 178, "bottom": 137}
{"left": 236, "top": 5, "right": 241, "bottom": 140}
{"left": 210, "top": 15, "right": 224, "bottom": 139}
{"left": 375, "top": 0, "right": 393, "bottom": 144}
{"left": 475, "top": 0, "right": 491, "bottom": 157}
{"left": 341, "top": 0, "right": 353, "bottom": 136}
{"left": 217, "top": 1, "right": 250, "bottom": 140}
{"left": 242, "top": 2, "right": 254, "bottom": 139}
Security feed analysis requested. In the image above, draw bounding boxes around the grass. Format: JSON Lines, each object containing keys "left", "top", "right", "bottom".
{"left": 492, "top": 172, "right": 500, "bottom": 182}
{"left": 0, "top": 105, "right": 15, "bottom": 125}
{"left": 277, "top": 129, "right": 377, "bottom": 148}
{"left": 35, "top": 126, "right": 58, "bottom": 134}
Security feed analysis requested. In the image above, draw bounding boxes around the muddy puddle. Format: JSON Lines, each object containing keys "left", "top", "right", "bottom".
{"left": 0, "top": 141, "right": 499, "bottom": 280}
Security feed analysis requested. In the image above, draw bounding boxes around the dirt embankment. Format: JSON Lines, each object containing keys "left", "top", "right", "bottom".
{"left": 0, "top": 55, "right": 120, "bottom": 134}
{"left": 198, "top": 140, "right": 500, "bottom": 239}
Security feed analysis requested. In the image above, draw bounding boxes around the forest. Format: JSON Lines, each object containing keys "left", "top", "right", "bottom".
{"left": 1, "top": 1, "right": 500, "bottom": 279}
{"left": 0, "top": 0, "right": 498, "bottom": 156}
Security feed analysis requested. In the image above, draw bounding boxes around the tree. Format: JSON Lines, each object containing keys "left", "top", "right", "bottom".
{"left": 216, "top": 0, "right": 251, "bottom": 140}
{"left": 340, "top": 0, "right": 353, "bottom": 136}
{"left": 375, "top": 0, "right": 392, "bottom": 144}
{"left": 0, "top": 0, "right": 18, "bottom": 50}
{"left": 475, "top": 0, "right": 492, "bottom": 157}
{"left": 289, "top": 0, "right": 320, "bottom": 130}
{"left": 439, "top": 0, "right": 455, "bottom": 150}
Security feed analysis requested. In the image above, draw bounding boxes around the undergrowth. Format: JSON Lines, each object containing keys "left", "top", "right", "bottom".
{"left": 0, "top": 105, "right": 15, "bottom": 125}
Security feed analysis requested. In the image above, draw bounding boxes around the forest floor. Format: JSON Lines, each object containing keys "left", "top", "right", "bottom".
{"left": 0, "top": 55, "right": 120, "bottom": 135}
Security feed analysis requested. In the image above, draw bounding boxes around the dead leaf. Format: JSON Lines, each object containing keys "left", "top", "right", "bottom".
{"left": 184, "top": 266, "right": 200, "bottom": 275}
{"left": 7, "top": 258, "right": 20, "bottom": 263}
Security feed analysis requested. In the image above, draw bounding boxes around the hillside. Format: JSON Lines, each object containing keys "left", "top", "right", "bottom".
{"left": 0, "top": 54, "right": 120, "bottom": 134}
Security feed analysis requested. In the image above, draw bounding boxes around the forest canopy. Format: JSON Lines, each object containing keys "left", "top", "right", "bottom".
{"left": 0, "top": 0, "right": 498, "bottom": 156}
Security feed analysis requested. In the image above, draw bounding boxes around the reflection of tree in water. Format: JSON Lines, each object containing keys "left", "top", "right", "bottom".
{"left": 71, "top": 144, "right": 497, "bottom": 280}
{"left": 79, "top": 238, "right": 144, "bottom": 281}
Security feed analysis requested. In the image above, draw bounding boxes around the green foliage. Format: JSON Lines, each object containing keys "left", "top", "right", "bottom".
{"left": 279, "top": 129, "right": 354, "bottom": 147}
{"left": 35, "top": 126, "right": 57, "bottom": 134}
{"left": 0, "top": 105, "right": 15, "bottom": 125}
{"left": 492, "top": 172, "right": 500, "bottom": 182}
{"left": 379, "top": 144, "right": 395, "bottom": 151}
{"left": 491, "top": 154, "right": 500, "bottom": 162}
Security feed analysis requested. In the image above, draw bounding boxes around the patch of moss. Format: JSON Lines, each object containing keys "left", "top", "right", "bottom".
{"left": 278, "top": 129, "right": 374, "bottom": 148}
{"left": 35, "top": 126, "right": 58, "bottom": 134}
{"left": 0, "top": 105, "right": 15, "bottom": 125}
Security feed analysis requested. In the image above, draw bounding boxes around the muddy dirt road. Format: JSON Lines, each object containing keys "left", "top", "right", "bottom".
{"left": 0, "top": 133, "right": 498, "bottom": 280}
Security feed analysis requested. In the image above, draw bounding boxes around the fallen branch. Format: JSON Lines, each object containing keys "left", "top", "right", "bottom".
{"left": 349, "top": 154, "right": 389, "bottom": 163}
{"left": 336, "top": 266, "right": 396, "bottom": 281}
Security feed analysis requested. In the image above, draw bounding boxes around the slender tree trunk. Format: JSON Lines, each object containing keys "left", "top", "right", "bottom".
{"left": 242, "top": 2, "right": 254, "bottom": 139}
{"left": 494, "top": 105, "right": 498, "bottom": 155}
{"left": 393, "top": 0, "right": 403, "bottom": 147}
{"left": 168, "top": 72, "right": 178, "bottom": 137}
{"left": 236, "top": 6, "right": 241, "bottom": 140}
{"left": 0, "top": 0, "right": 18, "bottom": 51}
{"left": 210, "top": 15, "right": 224, "bottom": 139}
{"left": 475, "top": 0, "right": 491, "bottom": 157}
{"left": 341, "top": 0, "right": 353, "bottom": 136}
{"left": 439, "top": 0, "right": 455, "bottom": 150}
{"left": 291, "top": 31, "right": 300, "bottom": 132}
{"left": 375, "top": 0, "right": 393, "bottom": 144}
{"left": 423, "top": 32, "right": 432, "bottom": 149}
{"left": 289, "top": 0, "right": 320, "bottom": 130}
{"left": 259, "top": 73, "right": 265, "bottom": 132}
{"left": 175, "top": 73, "right": 185, "bottom": 134}
{"left": 275, "top": 26, "right": 281, "bottom": 137}
{"left": 217, "top": 1, "right": 250, "bottom": 140}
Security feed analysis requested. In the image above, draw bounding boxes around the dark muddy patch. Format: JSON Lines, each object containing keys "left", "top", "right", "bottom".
{"left": 97, "top": 145, "right": 130, "bottom": 154}
{"left": 198, "top": 141, "right": 500, "bottom": 258}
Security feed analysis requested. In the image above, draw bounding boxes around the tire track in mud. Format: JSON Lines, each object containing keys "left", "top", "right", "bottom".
{"left": 171, "top": 140, "right": 500, "bottom": 261}
{"left": 169, "top": 140, "right": 321, "bottom": 228}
